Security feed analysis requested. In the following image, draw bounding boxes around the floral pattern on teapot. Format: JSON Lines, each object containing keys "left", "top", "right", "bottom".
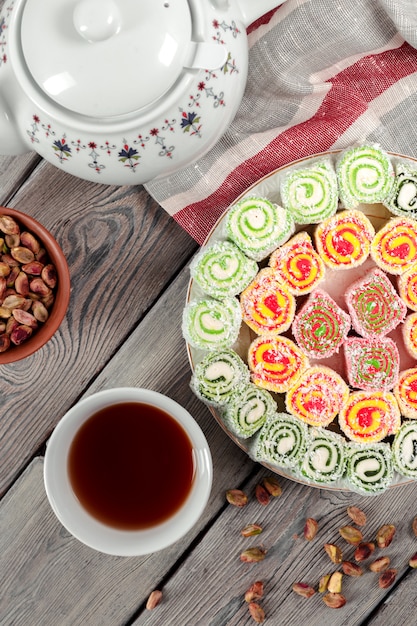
{"left": 0, "top": 3, "right": 12, "bottom": 69}
{"left": 24, "top": 17, "right": 241, "bottom": 178}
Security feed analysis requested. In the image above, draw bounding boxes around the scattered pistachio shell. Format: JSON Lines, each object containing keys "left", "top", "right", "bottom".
{"left": 322, "top": 592, "right": 346, "bottom": 609}
{"left": 347, "top": 506, "right": 367, "bottom": 526}
{"left": 304, "top": 518, "right": 318, "bottom": 541}
{"left": 369, "top": 556, "right": 390, "bottom": 573}
{"left": 354, "top": 542, "right": 375, "bottom": 562}
{"left": 324, "top": 543, "right": 342, "bottom": 563}
{"left": 327, "top": 572, "right": 343, "bottom": 594}
{"left": 226, "top": 489, "right": 248, "bottom": 507}
{"left": 292, "top": 582, "right": 315, "bottom": 598}
{"left": 412, "top": 516, "right": 417, "bottom": 538}
{"left": 339, "top": 525, "right": 363, "bottom": 545}
{"left": 378, "top": 568, "right": 397, "bottom": 589}
{"left": 409, "top": 552, "right": 417, "bottom": 568}
{"left": 262, "top": 476, "right": 282, "bottom": 497}
{"left": 245, "top": 580, "right": 264, "bottom": 603}
{"left": 240, "top": 547, "right": 267, "bottom": 563}
{"left": 255, "top": 483, "right": 270, "bottom": 506}
{"left": 342, "top": 561, "right": 363, "bottom": 577}
{"left": 146, "top": 590, "right": 162, "bottom": 610}
{"left": 241, "top": 524, "right": 263, "bottom": 538}
{"left": 248, "top": 602, "right": 265, "bottom": 624}
{"left": 376, "top": 524, "right": 396, "bottom": 549}
{"left": 318, "top": 574, "right": 331, "bottom": 593}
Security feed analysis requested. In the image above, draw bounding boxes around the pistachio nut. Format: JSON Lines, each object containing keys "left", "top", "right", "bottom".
{"left": 304, "top": 518, "right": 318, "bottom": 541}
{"left": 376, "top": 524, "right": 396, "bottom": 549}
{"left": 378, "top": 568, "right": 397, "bottom": 589}
{"left": 248, "top": 602, "right": 265, "bottom": 624}
{"left": 346, "top": 506, "right": 367, "bottom": 526}
{"left": 292, "top": 582, "right": 315, "bottom": 598}
{"left": 339, "top": 525, "right": 363, "bottom": 545}
{"left": 226, "top": 489, "right": 248, "bottom": 507}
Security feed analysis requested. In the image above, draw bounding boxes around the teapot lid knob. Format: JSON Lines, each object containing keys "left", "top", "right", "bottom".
{"left": 73, "top": 0, "right": 121, "bottom": 43}
{"left": 20, "top": 0, "right": 194, "bottom": 118}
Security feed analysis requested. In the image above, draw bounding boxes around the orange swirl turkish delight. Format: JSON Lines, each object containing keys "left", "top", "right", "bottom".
{"left": 292, "top": 289, "right": 351, "bottom": 359}
{"left": 394, "top": 368, "right": 417, "bottom": 419}
{"left": 248, "top": 335, "right": 309, "bottom": 393}
{"left": 338, "top": 390, "right": 401, "bottom": 443}
{"left": 269, "top": 232, "right": 325, "bottom": 295}
{"left": 402, "top": 312, "right": 417, "bottom": 359}
{"left": 240, "top": 268, "right": 295, "bottom": 335}
{"left": 371, "top": 216, "right": 417, "bottom": 275}
{"left": 345, "top": 268, "right": 406, "bottom": 338}
{"left": 314, "top": 209, "right": 375, "bottom": 270}
{"left": 285, "top": 365, "right": 349, "bottom": 427}
{"left": 398, "top": 262, "right": 417, "bottom": 310}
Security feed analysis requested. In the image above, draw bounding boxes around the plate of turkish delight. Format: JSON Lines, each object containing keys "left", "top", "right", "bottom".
{"left": 183, "top": 144, "right": 417, "bottom": 494}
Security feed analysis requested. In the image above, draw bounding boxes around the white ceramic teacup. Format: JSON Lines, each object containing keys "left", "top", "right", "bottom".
{"left": 44, "top": 388, "right": 213, "bottom": 556}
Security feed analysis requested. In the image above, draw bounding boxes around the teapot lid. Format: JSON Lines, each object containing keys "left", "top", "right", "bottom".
{"left": 20, "top": 0, "right": 208, "bottom": 118}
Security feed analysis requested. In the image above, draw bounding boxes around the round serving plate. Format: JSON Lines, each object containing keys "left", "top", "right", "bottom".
{"left": 186, "top": 150, "right": 417, "bottom": 491}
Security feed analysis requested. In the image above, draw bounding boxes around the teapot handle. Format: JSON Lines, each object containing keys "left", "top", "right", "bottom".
{"left": 235, "top": 0, "right": 287, "bottom": 27}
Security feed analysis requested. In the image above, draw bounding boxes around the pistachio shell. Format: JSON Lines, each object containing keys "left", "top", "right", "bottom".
{"left": 20, "top": 231, "right": 41, "bottom": 255}
{"left": 15, "top": 271, "right": 30, "bottom": 296}
{"left": 11, "top": 246, "right": 35, "bottom": 264}
{"left": 10, "top": 324, "right": 33, "bottom": 345}
{"left": 0, "top": 215, "right": 20, "bottom": 235}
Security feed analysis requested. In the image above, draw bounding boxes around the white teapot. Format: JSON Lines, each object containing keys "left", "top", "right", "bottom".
{"left": 0, "top": 0, "right": 285, "bottom": 186}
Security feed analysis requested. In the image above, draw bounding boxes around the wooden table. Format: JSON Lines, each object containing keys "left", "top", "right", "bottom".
{"left": 0, "top": 152, "right": 417, "bottom": 626}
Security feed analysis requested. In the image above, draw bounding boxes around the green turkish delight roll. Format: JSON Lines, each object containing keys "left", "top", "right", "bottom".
{"left": 392, "top": 420, "right": 417, "bottom": 479}
{"left": 384, "top": 163, "right": 417, "bottom": 219}
{"left": 345, "top": 442, "right": 393, "bottom": 495}
{"left": 182, "top": 297, "right": 241, "bottom": 351}
{"left": 336, "top": 144, "right": 394, "bottom": 207}
{"left": 191, "top": 349, "right": 249, "bottom": 407}
{"left": 190, "top": 240, "right": 258, "bottom": 298}
{"left": 280, "top": 160, "right": 338, "bottom": 224}
{"left": 225, "top": 196, "right": 294, "bottom": 261}
{"left": 253, "top": 412, "right": 308, "bottom": 469}
{"left": 222, "top": 383, "right": 277, "bottom": 439}
{"left": 300, "top": 428, "right": 347, "bottom": 484}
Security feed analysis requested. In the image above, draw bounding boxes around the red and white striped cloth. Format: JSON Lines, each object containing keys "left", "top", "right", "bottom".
{"left": 145, "top": 0, "right": 417, "bottom": 245}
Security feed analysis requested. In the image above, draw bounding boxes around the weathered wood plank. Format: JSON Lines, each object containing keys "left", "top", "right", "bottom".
{"left": 0, "top": 160, "right": 198, "bottom": 494}
{"left": 132, "top": 474, "right": 417, "bottom": 626}
{"left": 0, "top": 154, "right": 42, "bottom": 202}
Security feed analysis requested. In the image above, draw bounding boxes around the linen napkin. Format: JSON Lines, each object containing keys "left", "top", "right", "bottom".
{"left": 144, "top": 0, "right": 417, "bottom": 245}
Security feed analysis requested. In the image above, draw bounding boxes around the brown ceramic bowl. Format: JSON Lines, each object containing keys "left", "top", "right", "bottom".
{"left": 0, "top": 206, "right": 70, "bottom": 364}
